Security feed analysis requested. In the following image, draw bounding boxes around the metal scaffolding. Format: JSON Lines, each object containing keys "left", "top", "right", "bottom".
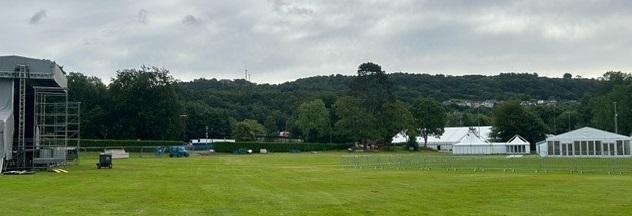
{"left": 16, "top": 65, "right": 28, "bottom": 168}
{"left": 32, "top": 87, "right": 80, "bottom": 169}
{"left": 1, "top": 56, "right": 77, "bottom": 171}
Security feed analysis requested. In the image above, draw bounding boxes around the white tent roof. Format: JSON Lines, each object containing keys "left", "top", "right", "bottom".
{"left": 548, "top": 127, "right": 630, "bottom": 141}
{"left": 454, "top": 130, "right": 489, "bottom": 145}
{"left": 391, "top": 132, "right": 409, "bottom": 143}
{"left": 507, "top": 135, "right": 530, "bottom": 145}
{"left": 426, "top": 126, "right": 493, "bottom": 143}
{"left": 0, "top": 79, "right": 14, "bottom": 163}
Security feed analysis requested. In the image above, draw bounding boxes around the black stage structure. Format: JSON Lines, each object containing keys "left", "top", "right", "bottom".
{"left": 0, "top": 55, "right": 80, "bottom": 171}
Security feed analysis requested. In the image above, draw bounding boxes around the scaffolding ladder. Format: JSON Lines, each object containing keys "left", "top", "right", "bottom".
{"left": 16, "top": 65, "right": 28, "bottom": 168}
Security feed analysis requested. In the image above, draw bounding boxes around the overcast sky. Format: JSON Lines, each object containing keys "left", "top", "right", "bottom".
{"left": 1, "top": 0, "right": 631, "bottom": 83}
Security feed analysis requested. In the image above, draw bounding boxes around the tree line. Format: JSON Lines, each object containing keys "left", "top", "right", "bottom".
{"left": 68, "top": 63, "right": 631, "bottom": 148}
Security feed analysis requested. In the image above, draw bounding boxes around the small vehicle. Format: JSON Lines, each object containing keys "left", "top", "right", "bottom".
{"left": 97, "top": 153, "right": 112, "bottom": 169}
{"left": 156, "top": 146, "right": 190, "bottom": 158}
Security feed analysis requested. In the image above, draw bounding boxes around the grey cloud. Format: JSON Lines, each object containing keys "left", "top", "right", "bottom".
{"left": 2, "top": 1, "right": 632, "bottom": 84}
{"left": 182, "top": 15, "right": 201, "bottom": 25}
{"left": 268, "top": 0, "right": 313, "bottom": 15}
{"left": 137, "top": 9, "right": 148, "bottom": 24}
{"left": 28, "top": 10, "right": 46, "bottom": 24}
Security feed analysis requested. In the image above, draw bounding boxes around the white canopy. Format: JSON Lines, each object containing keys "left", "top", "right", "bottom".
{"left": 507, "top": 135, "right": 529, "bottom": 145}
{"left": 454, "top": 130, "right": 489, "bottom": 146}
{"left": 0, "top": 79, "right": 14, "bottom": 165}
{"left": 427, "top": 126, "right": 493, "bottom": 144}
{"left": 548, "top": 127, "right": 630, "bottom": 141}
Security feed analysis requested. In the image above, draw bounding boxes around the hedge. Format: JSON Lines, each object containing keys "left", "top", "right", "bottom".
{"left": 211, "top": 142, "right": 352, "bottom": 153}
{"left": 78, "top": 139, "right": 352, "bottom": 153}
{"left": 80, "top": 139, "right": 182, "bottom": 147}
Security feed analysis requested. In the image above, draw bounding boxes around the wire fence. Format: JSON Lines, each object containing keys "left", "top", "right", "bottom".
{"left": 79, "top": 144, "right": 353, "bottom": 158}
{"left": 340, "top": 154, "right": 632, "bottom": 175}
{"left": 79, "top": 146, "right": 163, "bottom": 158}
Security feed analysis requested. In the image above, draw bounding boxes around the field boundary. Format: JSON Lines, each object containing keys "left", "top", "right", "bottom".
{"left": 340, "top": 154, "right": 632, "bottom": 175}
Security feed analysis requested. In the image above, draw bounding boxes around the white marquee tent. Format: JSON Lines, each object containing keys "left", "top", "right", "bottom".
{"left": 392, "top": 126, "right": 493, "bottom": 151}
{"left": 425, "top": 126, "right": 492, "bottom": 151}
{"left": 452, "top": 131, "right": 530, "bottom": 155}
{"left": 537, "top": 127, "right": 631, "bottom": 157}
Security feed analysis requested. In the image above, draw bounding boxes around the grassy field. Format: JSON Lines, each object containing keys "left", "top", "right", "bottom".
{"left": 1, "top": 152, "right": 632, "bottom": 215}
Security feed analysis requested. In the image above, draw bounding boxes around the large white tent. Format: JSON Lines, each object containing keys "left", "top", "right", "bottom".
{"left": 391, "top": 126, "right": 493, "bottom": 151}
{"left": 537, "top": 127, "right": 631, "bottom": 157}
{"left": 452, "top": 130, "right": 530, "bottom": 155}
{"left": 425, "top": 126, "right": 492, "bottom": 151}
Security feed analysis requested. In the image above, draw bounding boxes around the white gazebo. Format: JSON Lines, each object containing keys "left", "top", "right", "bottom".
{"left": 537, "top": 127, "right": 632, "bottom": 157}
{"left": 504, "top": 135, "right": 530, "bottom": 154}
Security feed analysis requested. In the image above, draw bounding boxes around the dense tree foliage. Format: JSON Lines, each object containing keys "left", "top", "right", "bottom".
{"left": 411, "top": 98, "right": 447, "bottom": 148}
{"left": 333, "top": 96, "right": 378, "bottom": 143}
{"left": 380, "top": 101, "right": 415, "bottom": 149}
{"left": 294, "top": 99, "right": 331, "bottom": 142}
{"left": 491, "top": 101, "right": 548, "bottom": 147}
{"left": 67, "top": 72, "right": 109, "bottom": 138}
{"left": 183, "top": 101, "right": 232, "bottom": 139}
{"left": 350, "top": 62, "right": 394, "bottom": 114}
{"left": 583, "top": 72, "right": 632, "bottom": 135}
{"left": 232, "top": 119, "right": 265, "bottom": 141}
{"left": 107, "top": 66, "right": 184, "bottom": 140}
{"left": 67, "top": 64, "right": 625, "bottom": 143}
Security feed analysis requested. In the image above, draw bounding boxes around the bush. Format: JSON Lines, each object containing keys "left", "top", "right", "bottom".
{"left": 78, "top": 139, "right": 351, "bottom": 153}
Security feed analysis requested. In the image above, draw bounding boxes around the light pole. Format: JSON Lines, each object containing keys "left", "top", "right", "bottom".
{"left": 330, "top": 104, "right": 335, "bottom": 145}
{"left": 614, "top": 102, "right": 618, "bottom": 134}
{"left": 568, "top": 111, "right": 571, "bottom": 132}
{"left": 180, "top": 114, "right": 188, "bottom": 143}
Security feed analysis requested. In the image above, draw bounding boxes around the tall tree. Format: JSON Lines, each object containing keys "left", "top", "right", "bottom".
{"left": 264, "top": 115, "right": 279, "bottom": 137}
{"left": 411, "top": 98, "right": 447, "bottom": 148}
{"left": 491, "top": 101, "right": 547, "bottom": 148}
{"left": 67, "top": 72, "right": 109, "bottom": 138}
{"left": 183, "top": 101, "right": 232, "bottom": 139}
{"left": 581, "top": 71, "right": 632, "bottom": 135}
{"left": 108, "top": 66, "right": 184, "bottom": 140}
{"left": 294, "top": 99, "right": 331, "bottom": 142}
{"left": 334, "top": 96, "right": 378, "bottom": 144}
{"left": 379, "top": 101, "right": 415, "bottom": 146}
{"left": 349, "top": 62, "right": 394, "bottom": 114}
{"left": 563, "top": 73, "right": 573, "bottom": 79}
{"left": 232, "top": 119, "right": 265, "bottom": 141}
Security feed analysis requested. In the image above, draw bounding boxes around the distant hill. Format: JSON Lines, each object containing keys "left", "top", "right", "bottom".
{"left": 176, "top": 72, "right": 599, "bottom": 122}
{"left": 180, "top": 72, "right": 598, "bottom": 100}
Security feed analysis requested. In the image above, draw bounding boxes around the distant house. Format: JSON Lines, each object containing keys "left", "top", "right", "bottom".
{"left": 537, "top": 127, "right": 631, "bottom": 157}
{"left": 256, "top": 130, "right": 303, "bottom": 143}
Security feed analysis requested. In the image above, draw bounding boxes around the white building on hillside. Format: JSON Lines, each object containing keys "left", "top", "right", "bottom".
{"left": 537, "top": 127, "right": 631, "bottom": 157}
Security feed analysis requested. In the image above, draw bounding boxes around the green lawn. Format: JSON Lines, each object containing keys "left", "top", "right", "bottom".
{"left": 1, "top": 152, "right": 632, "bottom": 215}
